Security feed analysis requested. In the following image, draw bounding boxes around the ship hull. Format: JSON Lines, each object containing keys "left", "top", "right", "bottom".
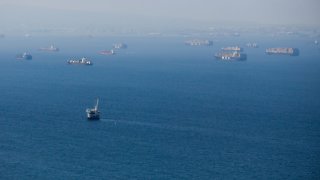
{"left": 87, "top": 115, "right": 100, "bottom": 120}
{"left": 39, "top": 48, "right": 59, "bottom": 52}
{"left": 86, "top": 111, "right": 100, "bottom": 120}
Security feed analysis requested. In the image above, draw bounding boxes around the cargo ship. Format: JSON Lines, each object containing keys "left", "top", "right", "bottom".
{"left": 86, "top": 98, "right": 100, "bottom": 120}
{"left": 16, "top": 52, "right": 32, "bottom": 60}
{"left": 39, "top": 45, "right": 59, "bottom": 52}
{"left": 221, "top": 46, "right": 243, "bottom": 51}
{"left": 67, "top": 57, "right": 93, "bottom": 65}
{"left": 215, "top": 51, "right": 247, "bottom": 61}
{"left": 215, "top": 45, "right": 246, "bottom": 61}
{"left": 246, "top": 43, "right": 259, "bottom": 48}
{"left": 185, "top": 39, "right": 213, "bottom": 46}
{"left": 113, "top": 43, "right": 127, "bottom": 49}
{"left": 265, "top": 48, "right": 299, "bottom": 56}
{"left": 99, "top": 49, "right": 115, "bottom": 55}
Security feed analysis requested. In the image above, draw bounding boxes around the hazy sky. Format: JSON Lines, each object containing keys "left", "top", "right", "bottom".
{"left": 1, "top": 0, "right": 319, "bottom": 32}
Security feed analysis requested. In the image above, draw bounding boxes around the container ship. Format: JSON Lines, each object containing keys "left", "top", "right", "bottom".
{"left": 185, "top": 39, "right": 213, "bottom": 46}
{"left": 113, "top": 43, "right": 127, "bottom": 49}
{"left": 16, "top": 52, "right": 32, "bottom": 60}
{"left": 99, "top": 49, "right": 115, "bottom": 55}
{"left": 215, "top": 51, "right": 247, "bottom": 61}
{"left": 215, "top": 45, "right": 246, "bottom": 61}
{"left": 221, "top": 46, "right": 243, "bottom": 51}
{"left": 67, "top": 57, "right": 93, "bottom": 65}
{"left": 265, "top": 48, "right": 299, "bottom": 56}
{"left": 38, "top": 45, "right": 59, "bottom": 52}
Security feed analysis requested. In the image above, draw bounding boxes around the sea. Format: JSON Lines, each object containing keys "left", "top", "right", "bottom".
{"left": 0, "top": 35, "right": 320, "bottom": 179}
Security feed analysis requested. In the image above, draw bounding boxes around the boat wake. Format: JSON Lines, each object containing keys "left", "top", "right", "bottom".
{"left": 100, "top": 118, "right": 218, "bottom": 135}
{"left": 99, "top": 118, "right": 306, "bottom": 148}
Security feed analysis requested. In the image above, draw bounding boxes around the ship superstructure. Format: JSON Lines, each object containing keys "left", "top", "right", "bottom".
{"left": 86, "top": 98, "right": 100, "bottom": 120}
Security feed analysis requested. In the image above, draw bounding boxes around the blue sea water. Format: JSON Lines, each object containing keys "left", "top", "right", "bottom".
{"left": 0, "top": 36, "right": 320, "bottom": 179}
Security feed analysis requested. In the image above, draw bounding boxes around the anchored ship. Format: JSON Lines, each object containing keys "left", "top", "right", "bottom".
{"left": 39, "top": 45, "right": 59, "bottom": 52}
{"left": 86, "top": 98, "right": 100, "bottom": 120}
{"left": 185, "top": 39, "right": 213, "bottom": 46}
{"left": 67, "top": 57, "right": 93, "bottom": 65}
{"left": 215, "top": 45, "right": 246, "bottom": 61}
{"left": 221, "top": 46, "right": 243, "bottom": 52}
{"left": 113, "top": 43, "right": 127, "bottom": 49}
{"left": 215, "top": 51, "right": 247, "bottom": 61}
{"left": 266, "top": 48, "right": 299, "bottom": 56}
{"left": 99, "top": 49, "right": 115, "bottom": 55}
{"left": 246, "top": 43, "right": 259, "bottom": 48}
{"left": 16, "top": 52, "right": 32, "bottom": 60}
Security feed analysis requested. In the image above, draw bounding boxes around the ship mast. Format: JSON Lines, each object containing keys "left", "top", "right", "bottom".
{"left": 95, "top": 98, "right": 99, "bottom": 111}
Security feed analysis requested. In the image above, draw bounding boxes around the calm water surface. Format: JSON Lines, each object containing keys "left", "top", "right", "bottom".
{"left": 0, "top": 36, "right": 320, "bottom": 179}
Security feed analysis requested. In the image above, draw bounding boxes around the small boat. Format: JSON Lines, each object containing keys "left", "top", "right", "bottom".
{"left": 86, "top": 98, "right": 100, "bottom": 120}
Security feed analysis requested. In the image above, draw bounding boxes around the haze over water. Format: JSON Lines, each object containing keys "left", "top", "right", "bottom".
{"left": 1, "top": 1, "right": 320, "bottom": 179}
